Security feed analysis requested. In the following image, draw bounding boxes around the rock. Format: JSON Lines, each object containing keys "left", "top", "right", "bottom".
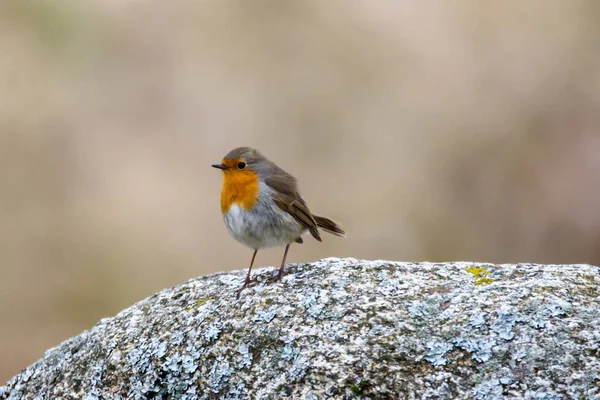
{"left": 1, "top": 258, "right": 599, "bottom": 399}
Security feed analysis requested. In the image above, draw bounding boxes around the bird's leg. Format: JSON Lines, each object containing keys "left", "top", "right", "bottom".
{"left": 236, "top": 249, "right": 258, "bottom": 297}
{"left": 276, "top": 243, "right": 291, "bottom": 281}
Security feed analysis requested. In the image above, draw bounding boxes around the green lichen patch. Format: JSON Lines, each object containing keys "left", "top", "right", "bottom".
{"left": 466, "top": 266, "right": 494, "bottom": 285}
{"left": 185, "top": 297, "right": 210, "bottom": 311}
{"left": 350, "top": 380, "right": 370, "bottom": 394}
{"left": 474, "top": 277, "right": 494, "bottom": 286}
{"left": 466, "top": 266, "right": 489, "bottom": 278}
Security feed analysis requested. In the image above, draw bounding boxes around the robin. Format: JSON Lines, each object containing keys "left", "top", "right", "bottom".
{"left": 212, "top": 147, "right": 345, "bottom": 296}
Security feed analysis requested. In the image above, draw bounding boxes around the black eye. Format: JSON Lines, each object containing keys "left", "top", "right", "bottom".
{"left": 237, "top": 161, "right": 246, "bottom": 170}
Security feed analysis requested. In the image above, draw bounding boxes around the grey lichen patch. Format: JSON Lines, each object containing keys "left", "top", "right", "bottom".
{"left": 2, "top": 258, "right": 600, "bottom": 399}
{"left": 425, "top": 341, "right": 454, "bottom": 366}
{"left": 490, "top": 310, "right": 517, "bottom": 340}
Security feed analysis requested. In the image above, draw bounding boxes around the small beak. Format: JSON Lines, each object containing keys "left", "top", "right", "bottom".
{"left": 211, "top": 163, "right": 227, "bottom": 170}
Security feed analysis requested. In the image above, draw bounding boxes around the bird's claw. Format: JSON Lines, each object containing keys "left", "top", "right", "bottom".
{"left": 265, "top": 269, "right": 285, "bottom": 283}
{"left": 235, "top": 276, "right": 259, "bottom": 298}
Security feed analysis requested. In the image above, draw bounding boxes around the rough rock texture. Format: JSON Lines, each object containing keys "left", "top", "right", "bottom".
{"left": 2, "top": 258, "right": 600, "bottom": 400}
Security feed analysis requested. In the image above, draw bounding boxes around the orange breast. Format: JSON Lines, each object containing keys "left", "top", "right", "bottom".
{"left": 220, "top": 169, "right": 260, "bottom": 213}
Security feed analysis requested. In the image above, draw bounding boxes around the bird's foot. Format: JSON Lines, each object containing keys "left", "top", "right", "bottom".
{"left": 266, "top": 267, "right": 285, "bottom": 283}
{"left": 235, "top": 276, "right": 257, "bottom": 298}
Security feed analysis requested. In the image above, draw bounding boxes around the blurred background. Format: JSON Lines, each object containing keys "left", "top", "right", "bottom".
{"left": 1, "top": 0, "right": 600, "bottom": 381}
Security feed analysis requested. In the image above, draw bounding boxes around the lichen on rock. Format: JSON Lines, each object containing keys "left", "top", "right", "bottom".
{"left": 1, "top": 258, "right": 599, "bottom": 399}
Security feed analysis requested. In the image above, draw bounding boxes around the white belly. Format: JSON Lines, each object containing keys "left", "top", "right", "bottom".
{"left": 223, "top": 199, "right": 305, "bottom": 249}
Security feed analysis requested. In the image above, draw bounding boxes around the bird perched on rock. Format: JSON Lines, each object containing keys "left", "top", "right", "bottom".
{"left": 212, "top": 147, "right": 345, "bottom": 296}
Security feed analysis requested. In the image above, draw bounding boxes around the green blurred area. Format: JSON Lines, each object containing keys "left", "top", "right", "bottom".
{"left": 1, "top": 0, "right": 600, "bottom": 382}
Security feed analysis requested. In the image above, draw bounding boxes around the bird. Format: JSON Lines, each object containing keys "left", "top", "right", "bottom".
{"left": 212, "top": 147, "right": 345, "bottom": 296}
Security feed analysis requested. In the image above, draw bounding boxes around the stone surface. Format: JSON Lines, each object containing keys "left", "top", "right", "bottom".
{"left": 1, "top": 258, "right": 600, "bottom": 399}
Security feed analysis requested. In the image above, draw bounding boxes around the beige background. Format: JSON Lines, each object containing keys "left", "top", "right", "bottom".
{"left": 2, "top": 0, "right": 600, "bottom": 382}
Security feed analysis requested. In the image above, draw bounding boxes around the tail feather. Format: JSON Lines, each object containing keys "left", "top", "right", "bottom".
{"left": 313, "top": 215, "right": 346, "bottom": 237}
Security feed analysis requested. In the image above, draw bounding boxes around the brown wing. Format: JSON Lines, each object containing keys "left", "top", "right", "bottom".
{"left": 265, "top": 176, "right": 322, "bottom": 242}
{"left": 312, "top": 214, "right": 345, "bottom": 237}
